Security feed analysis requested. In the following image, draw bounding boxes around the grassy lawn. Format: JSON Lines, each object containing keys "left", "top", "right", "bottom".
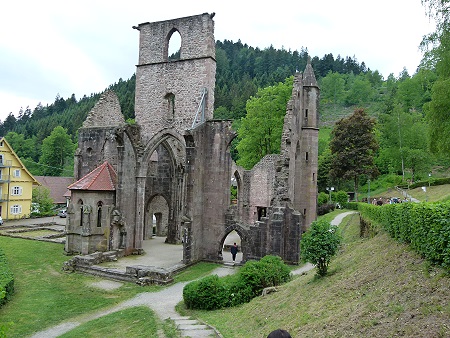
{"left": 0, "top": 237, "right": 152, "bottom": 337}
{"left": 0, "top": 235, "right": 221, "bottom": 338}
{"left": 59, "top": 306, "right": 179, "bottom": 338}
{"left": 179, "top": 213, "right": 450, "bottom": 337}
{"left": 367, "top": 183, "right": 450, "bottom": 203}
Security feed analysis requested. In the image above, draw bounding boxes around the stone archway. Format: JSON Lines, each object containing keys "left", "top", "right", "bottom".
{"left": 219, "top": 224, "right": 249, "bottom": 264}
{"left": 144, "top": 195, "right": 169, "bottom": 239}
{"left": 140, "top": 131, "right": 186, "bottom": 245}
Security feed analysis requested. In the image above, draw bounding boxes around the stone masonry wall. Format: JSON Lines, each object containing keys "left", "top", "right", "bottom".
{"left": 134, "top": 13, "right": 216, "bottom": 143}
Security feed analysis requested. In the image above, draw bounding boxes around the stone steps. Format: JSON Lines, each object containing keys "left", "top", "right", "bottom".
{"left": 172, "top": 317, "right": 221, "bottom": 337}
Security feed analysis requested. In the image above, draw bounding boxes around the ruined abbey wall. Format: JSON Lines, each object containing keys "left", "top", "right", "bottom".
{"left": 134, "top": 14, "right": 216, "bottom": 142}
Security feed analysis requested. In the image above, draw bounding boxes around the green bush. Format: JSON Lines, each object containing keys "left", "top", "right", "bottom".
{"left": 301, "top": 219, "right": 342, "bottom": 276}
{"left": 183, "top": 275, "right": 229, "bottom": 310}
{"left": 335, "top": 190, "right": 349, "bottom": 205}
{"left": 358, "top": 201, "right": 450, "bottom": 270}
{"left": 183, "top": 255, "right": 291, "bottom": 310}
{"left": 238, "top": 255, "right": 291, "bottom": 299}
{"left": 0, "top": 249, "right": 14, "bottom": 308}
{"left": 318, "top": 192, "right": 329, "bottom": 206}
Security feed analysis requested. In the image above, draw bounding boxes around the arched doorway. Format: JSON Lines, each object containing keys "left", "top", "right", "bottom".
{"left": 144, "top": 195, "right": 169, "bottom": 239}
{"left": 142, "top": 132, "right": 186, "bottom": 245}
{"left": 222, "top": 230, "right": 243, "bottom": 264}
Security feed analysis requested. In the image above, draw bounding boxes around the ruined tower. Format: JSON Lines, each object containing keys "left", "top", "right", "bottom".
{"left": 133, "top": 13, "right": 216, "bottom": 142}
{"left": 289, "top": 61, "right": 319, "bottom": 230}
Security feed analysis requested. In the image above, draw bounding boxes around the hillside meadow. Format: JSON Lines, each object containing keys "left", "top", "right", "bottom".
{"left": 179, "top": 212, "right": 450, "bottom": 337}
{"left": 0, "top": 211, "right": 449, "bottom": 337}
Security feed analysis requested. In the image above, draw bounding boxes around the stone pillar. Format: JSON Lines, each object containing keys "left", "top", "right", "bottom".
{"left": 134, "top": 176, "right": 146, "bottom": 252}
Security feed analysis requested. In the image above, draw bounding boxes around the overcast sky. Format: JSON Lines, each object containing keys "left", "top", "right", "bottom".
{"left": 0, "top": 0, "right": 435, "bottom": 122}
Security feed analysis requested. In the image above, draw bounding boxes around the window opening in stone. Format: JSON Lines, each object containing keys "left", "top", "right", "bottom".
{"left": 305, "top": 152, "right": 309, "bottom": 161}
{"left": 305, "top": 109, "right": 308, "bottom": 118}
{"left": 257, "top": 206, "right": 267, "bottom": 221}
{"left": 304, "top": 208, "right": 306, "bottom": 216}
{"left": 230, "top": 177, "right": 237, "bottom": 205}
{"left": 168, "top": 30, "right": 181, "bottom": 61}
{"left": 222, "top": 230, "right": 242, "bottom": 264}
{"left": 313, "top": 172, "right": 315, "bottom": 182}
{"left": 153, "top": 213, "right": 161, "bottom": 236}
{"left": 97, "top": 201, "right": 103, "bottom": 227}
{"left": 78, "top": 200, "right": 83, "bottom": 226}
{"left": 165, "top": 93, "right": 175, "bottom": 119}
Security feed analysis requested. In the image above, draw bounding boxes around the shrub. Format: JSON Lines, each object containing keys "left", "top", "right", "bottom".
{"left": 183, "top": 255, "right": 291, "bottom": 310}
{"left": 183, "top": 275, "right": 229, "bottom": 310}
{"left": 318, "top": 192, "right": 329, "bottom": 206}
{"left": 238, "top": 255, "right": 291, "bottom": 299}
{"left": 0, "top": 249, "right": 14, "bottom": 308}
{"left": 301, "top": 219, "right": 342, "bottom": 276}
{"left": 335, "top": 190, "right": 348, "bottom": 205}
{"left": 317, "top": 203, "right": 335, "bottom": 216}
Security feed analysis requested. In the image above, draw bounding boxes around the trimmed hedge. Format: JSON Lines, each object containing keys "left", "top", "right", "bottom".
{"left": 358, "top": 201, "right": 450, "bottom": 270}
{"left": 0, "top": 248, "right": 14, "bottom": 307}
{"left": 183, "top": 255, "right": 291, "bottom": 310}
{"left": 397, "top": 176, "right": 450, "bottom": 190}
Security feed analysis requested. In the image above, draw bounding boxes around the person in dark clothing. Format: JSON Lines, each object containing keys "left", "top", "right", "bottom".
{"left": 230, "top": 242, "right": 238, "bottom": 262}
{"left": 267, "top": 329, "right": 292, "bottom": 338}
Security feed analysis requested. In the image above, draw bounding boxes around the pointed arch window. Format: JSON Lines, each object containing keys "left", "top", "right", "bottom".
{"left": 97, "top": 201, "right": 103, "bottom": 227}
{"left": 167, "top": 29, "right": 181, "bottom": 61}
{"left": 165, "top": 93, "right": 175, "bottom": 119}
{"left": 78, "top": 199, "right": 84, "bottom": 227}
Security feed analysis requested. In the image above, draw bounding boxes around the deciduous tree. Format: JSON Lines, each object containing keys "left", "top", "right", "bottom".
{"left": 329, "top": 108, "right": 379, "bottom": 200}
{"left": 301, "top": 219, "right": 341, "bottom": 276}
{"left": 236, "top": 76, "right": 293, "bottom": 169}
{"left": 38, "top": 126, "right": 75, "bottom": 176}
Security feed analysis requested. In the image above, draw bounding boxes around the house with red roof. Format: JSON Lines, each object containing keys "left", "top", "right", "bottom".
{"left": 65, "top": 161, "right": 119, "bottom": 254}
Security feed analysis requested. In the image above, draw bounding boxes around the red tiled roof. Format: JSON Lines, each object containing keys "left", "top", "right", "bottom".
{"left": 35, "top": 176, "right": 74, "bottom": 204}
{"left": 68, "top": 161, "right": 117, "bottom": 191}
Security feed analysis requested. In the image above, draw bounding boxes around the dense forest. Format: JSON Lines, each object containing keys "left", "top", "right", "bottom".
{"left": 1, "top": 28, "right": 448, "bottom": 196}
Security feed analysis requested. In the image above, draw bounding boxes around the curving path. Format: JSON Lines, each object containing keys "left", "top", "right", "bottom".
{"left": 30, "top": 211, "right": 356, "bottom": 338}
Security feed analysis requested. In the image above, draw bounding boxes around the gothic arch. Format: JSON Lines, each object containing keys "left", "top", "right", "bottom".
{"left": 140, "top": 128, "right": 186, "bottom": 174}
{"left": 165, "top": 28, "right": 181, "bottom": 61}
{"left": 219, "top": 223, "right": 251, "bottom": 263}
{"left": 144, "top": 194, "right": 169, "bottom": 239}
{"left": 139, "top": 130, "right": 186, "bottom": 244}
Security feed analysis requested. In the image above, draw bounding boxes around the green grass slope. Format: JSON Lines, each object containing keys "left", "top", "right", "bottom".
{"left": 183, "top": 213, "right": 450, "bottom": 337}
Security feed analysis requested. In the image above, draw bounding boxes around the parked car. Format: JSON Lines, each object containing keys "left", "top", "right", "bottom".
{"left": 57, "top": 209, "right": 67, "bottom": 218}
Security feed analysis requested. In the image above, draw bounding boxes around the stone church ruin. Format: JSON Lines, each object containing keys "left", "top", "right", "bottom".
{"left": 64, "top": 13, "right": 319, "bottom": 274}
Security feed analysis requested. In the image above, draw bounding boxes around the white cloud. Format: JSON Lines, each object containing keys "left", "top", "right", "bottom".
{"left": 0, "top": 0, "right": 435, "bottom": 121}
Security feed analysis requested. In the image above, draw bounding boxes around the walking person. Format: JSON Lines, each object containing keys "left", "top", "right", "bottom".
{"left": 230, "top": 242, "right": 238, "bottom": 263}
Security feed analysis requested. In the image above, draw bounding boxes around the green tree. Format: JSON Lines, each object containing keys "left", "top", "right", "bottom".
{"left": 301, "top": 219, "right": 341, "bottom": 276}
{"left": 420, "top": 1, "right": 450, "bottom": 155}
{"left": 236, "top": 76, "right": 293, "bottom": 169}
{"left": 320, "top": 71, "right": 345, "bottom": 111}
{"left": 329, "top": 108, "right": 379, "bottom": 200}
{"left": 32, "top": 187, "right": 54, "bottom": 216}
{"left": 378, "top": 105, "right": 431, "bottom": 181}
{"left": 317, "top": 147, "right": 332, "bottom": 192}
{"left": 4, "top": 131, "right": 37, "bottom": 160}
{"left": 38, "top": 126, "right": 75, "bottom": 176}
{"left": 345, "top": 74, "right": 374, "bottom": 106}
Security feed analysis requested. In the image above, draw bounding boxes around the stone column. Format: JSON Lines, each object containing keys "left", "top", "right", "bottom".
{"left": 134, "top": 175, "right": 146, "bottom": 252}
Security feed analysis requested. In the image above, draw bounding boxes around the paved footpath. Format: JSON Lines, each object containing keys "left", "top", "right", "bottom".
{"left": 30, "top": 211, "right": 356, "bottom": 338}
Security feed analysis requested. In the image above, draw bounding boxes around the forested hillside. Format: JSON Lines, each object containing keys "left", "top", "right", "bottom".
{"left": 0, "top": 37, "right": 444, "bottom": 195}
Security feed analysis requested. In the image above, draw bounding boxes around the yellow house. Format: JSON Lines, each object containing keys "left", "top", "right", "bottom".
{"left": 0, "top": 137, "right": 39, "bottom": 220}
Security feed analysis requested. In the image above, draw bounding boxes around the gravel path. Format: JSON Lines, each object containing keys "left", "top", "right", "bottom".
{"left": 30, "top": 212, "right": 356, "bottom": 338}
